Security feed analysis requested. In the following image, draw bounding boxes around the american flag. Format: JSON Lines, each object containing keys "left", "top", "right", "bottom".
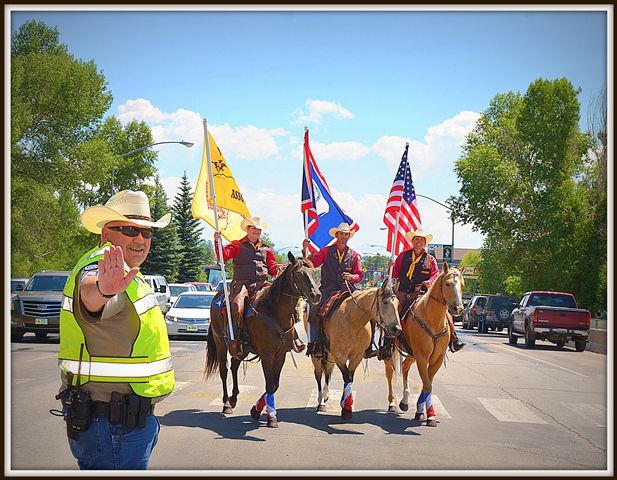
{"left": 383, "top": 144, "right": 422, "bottom": 255}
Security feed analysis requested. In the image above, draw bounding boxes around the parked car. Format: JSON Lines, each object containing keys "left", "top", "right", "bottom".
{"left": 186, "top": 282, "right": 213, "bottom": 292}
{"left": 142, "top": 274, "right": 171, "bottom": 314}
{"left": 165, "top": 291, "right": 216, "bottom": 338}
{"left": 509, "top": 291, "right": 591, "bottom": 351}
{"left": 476, "top": 294, "right": 519, "bottom": 333}
{"left": 462, "top": 295, "right": 487, "bottom": 329}
{"left": 168, "top": 283, "right": 197, "bottom": 306}
{"left": 216, "top": 279, "right": 233, "bottom": 293}
{"left": 11, "top": 277, "right": 29, "bottom": 300}
{"left": 11, "top": 271, "right": 69, "bottom": 341}
{"left": 453, "top": 296, "right": 471, "bottom": 324}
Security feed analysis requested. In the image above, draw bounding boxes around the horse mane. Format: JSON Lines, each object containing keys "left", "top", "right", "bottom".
{"left": 253, "top": 259, "right": 299, "bottom": 313}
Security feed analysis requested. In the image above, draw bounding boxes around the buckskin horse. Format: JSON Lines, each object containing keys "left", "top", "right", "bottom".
{"left": 384, "top": 262, "right": 465, "bottom": 427}
{"left": 205, "top": 252, "right": 321, "bottom": 427}
{"left": 306, "top": 280, "right": 402, "bottom": 420}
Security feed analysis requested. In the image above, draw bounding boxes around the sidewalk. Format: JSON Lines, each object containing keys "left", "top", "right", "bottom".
{"left": 586, "top": 317, "right": 607, "bottom": 355}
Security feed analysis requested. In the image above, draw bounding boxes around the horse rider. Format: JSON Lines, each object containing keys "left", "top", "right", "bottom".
{"left": 379, "top": 228, "right": 465, "bottom": 359}
{"left": 302, "top": 222, "right": 363, "bottom": 358}
{"left": 214, "top": 216, "right": 285, "bottom": 359}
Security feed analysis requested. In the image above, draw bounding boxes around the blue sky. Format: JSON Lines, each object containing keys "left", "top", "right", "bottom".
{"left": 9, "top": 7, "right": 609, "bottom": 255}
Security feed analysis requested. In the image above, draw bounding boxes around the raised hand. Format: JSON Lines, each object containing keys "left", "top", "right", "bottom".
{"left": 97, "top": 245, "right": 139, "bottom": 296}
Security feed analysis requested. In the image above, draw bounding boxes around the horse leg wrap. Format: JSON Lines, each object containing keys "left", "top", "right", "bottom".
{"left": 255, "top": 393, "right": 267, "bottom": 413}
{"left": 340, "top": 382, "right": 353, "bottom": 410}
{"left": 266, "top": 393, "right": 276, "bottom": 417}
{"left": 426, "top": 405, "right": 436, "bottom": 420}
{"left": 416, "top": 390, "right": 431, "bottom": 414}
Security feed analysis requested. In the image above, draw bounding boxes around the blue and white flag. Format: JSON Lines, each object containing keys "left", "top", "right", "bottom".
{"left": 301, "top": 129, "right": 359, "bottom": 252}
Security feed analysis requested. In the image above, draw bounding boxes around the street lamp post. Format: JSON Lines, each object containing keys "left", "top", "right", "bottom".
{"left": 112, "top": 140, "right": 194, "bottom": 194}
{"left": 416, "top": 194, "right": 455, "bottom": 262}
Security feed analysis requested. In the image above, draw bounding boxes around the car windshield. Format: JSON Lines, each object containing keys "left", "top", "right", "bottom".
{"left": 174, "top": 295, "right": 214, "bottom": 309}
{"left": 170, "top": 285, "right": 191, "bottom": 296}
{"left": 488, "top": 297, "right": 516, "bottom": 310}
{"left": 193, "top": 284, "right": 210, "bottom": 291}
{"left": 528, "top": 294, "right": 577, "bottom": 308}
{"left": 25, "top": 275, "right": 68, "bottom": 292}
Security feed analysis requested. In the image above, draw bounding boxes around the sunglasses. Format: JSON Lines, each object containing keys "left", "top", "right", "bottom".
{"left": 108, "top": 225, "right": 153, "bottom": 239}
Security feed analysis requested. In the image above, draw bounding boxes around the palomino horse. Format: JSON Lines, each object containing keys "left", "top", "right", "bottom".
{"left": 384, "top": 262, "right": 465, "bottom": 427}
{"left": 205, "top": 252, "right": 321, "bottom": 427}
{"left": 306, "top": 280, "right": 402, "bottom": 420}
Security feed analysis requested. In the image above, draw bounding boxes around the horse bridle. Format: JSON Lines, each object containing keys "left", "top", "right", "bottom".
{"left": 344, "top": 281, "right": 392, "bottom": 333}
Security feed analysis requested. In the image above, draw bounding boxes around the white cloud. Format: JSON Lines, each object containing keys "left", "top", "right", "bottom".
{"left": 372, "top": 135, "right": 412, "bottom": 170}
{"left": 310, "top": 141, "right": 371, "bottom": 161}
{"left": 159, "top": 176, "right": 185, "bottom": 204}
{"left": 210, "top": 124, "right": 288, "bottom": 161}
{"left": 293, "top": 99, "right": 354, "bottom": 125}
{"left": 117, "top": 98, "right": 166, "bottom": 123}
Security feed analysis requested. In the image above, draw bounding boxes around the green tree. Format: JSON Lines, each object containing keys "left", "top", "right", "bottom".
{"left": 141, "top": 176, "right": 181, "bottom": 281}
{"left": 11, "top": 21, "right": 113, "bottom": 275}
{"left": 450, "top": 78, "right": 594, "bottom": 304}
{"left": 172, "top": 172, "right": 205, "bottom": 282}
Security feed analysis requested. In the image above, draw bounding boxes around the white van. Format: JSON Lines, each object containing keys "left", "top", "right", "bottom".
{"left": 142, "top": 274, "right": 171, "bottom": 314}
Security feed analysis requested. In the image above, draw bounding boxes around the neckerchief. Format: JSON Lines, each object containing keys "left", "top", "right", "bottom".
{"left": 406, "top": 250, "right": 423, "bottom": 280}
{"left": 336, "top": 246, "right": 347, "bottom": 264}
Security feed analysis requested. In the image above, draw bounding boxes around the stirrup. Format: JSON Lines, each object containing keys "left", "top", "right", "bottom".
{"left": 364, "top": 344, "right": 379, "bottom": 359}
{"left": 292, "top": 337, "right": 306, "bottom": 353}
{"left": 449, "top": 338, "right": 466, "bottom": 353}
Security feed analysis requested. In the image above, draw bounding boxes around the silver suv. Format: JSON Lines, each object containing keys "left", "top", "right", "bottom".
{"left": 11, "top": 270, "right": 69, "bottom": 341}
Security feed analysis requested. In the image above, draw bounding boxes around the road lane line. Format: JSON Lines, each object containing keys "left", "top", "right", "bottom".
{"left": 24, "top": 353, "right": 58, "bottom": 363}
{"left": 479, "top": 398, "right": 548, "bottom": 424}
{"left": 471, "top": 336, "right": 588, "bottom": 377}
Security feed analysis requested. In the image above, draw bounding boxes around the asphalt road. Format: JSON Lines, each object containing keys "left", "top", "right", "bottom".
{"left": 7, "top": 326, "right": 611, "bottom": 474}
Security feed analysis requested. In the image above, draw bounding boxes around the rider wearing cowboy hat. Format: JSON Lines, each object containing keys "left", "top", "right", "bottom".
{"left": 58, "top": 190, "right": 174, "bottom": 469}
{"left": 302, "top": 222, "right": 363, "bottom": 358}
{"left": 384, "top": 228, "right": 465, "bottom": 356}
{"left": 214, "top": 216, "right": 283, "bottom": 359}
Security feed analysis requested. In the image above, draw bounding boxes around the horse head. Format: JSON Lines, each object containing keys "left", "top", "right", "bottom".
{"left": 375, "top": 277, "right": 402, "bottom": 338}
{"left": 439, "top": 262, "right": 466, "bottom": 316}
{"left": 286, "top": 252, "right": 321, "bottom": 305}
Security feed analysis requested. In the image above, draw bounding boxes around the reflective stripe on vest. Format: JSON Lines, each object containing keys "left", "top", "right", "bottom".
{"left": 58, "top": 243, "right": 174, "bottom": 398}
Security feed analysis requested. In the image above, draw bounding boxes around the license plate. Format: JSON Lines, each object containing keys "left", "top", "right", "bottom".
{"left": 553, "top": 328, "right": 568, "bottom": 333}
{"left": 35, "top": 318, "right": 48, "bottom": 325}
{"left": 186, "top": 325, "right": 198, "bottom": 332}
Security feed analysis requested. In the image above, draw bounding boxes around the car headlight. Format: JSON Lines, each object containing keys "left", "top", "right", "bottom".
{"left": 165, "top": 315, "right": 178, "bottom": 322}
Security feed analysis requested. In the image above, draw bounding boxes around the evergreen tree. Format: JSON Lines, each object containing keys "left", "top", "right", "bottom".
{"left": 172, "top": 172, "right": 205, "bottom": 282}
{"left": 141, "top": 176, "right": 181, "bottom": 281}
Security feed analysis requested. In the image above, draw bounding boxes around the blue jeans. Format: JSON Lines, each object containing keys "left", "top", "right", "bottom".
{"left": 68, "top": 415, "right": 160, "bottom": 470}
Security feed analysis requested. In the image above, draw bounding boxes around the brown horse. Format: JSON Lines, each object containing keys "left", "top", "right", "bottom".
{"left": 205, "top": 252, "right": 321, "bottom": 427}
{"left": 305, "top": 280, "right": 402, "bottom": 420}
{"left": 384, "top": 262, "right": 465, "bottom": 427}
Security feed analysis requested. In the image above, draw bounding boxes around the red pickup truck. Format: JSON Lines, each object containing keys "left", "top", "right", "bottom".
{"left": 508, "top": 291, "right": 591, "bottom": 351}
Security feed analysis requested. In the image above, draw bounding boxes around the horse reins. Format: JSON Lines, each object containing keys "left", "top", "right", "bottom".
{"left": 407, "top": 274, "right": 456, "bottom": 344}
{"left": 344, "top": 281, "right": 387, "bottom": 331}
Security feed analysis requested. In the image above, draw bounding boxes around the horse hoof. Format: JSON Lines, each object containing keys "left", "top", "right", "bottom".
{"left": 341, "top": 408, "right": 353, "bottom": 420}
{"left": 250, "top": 406, "right": 261, "bottom": 420}
{"left": 266, "top": 415, "right": 278, "bottom": 428}
{"left": 229, "top": 398, "right": 238, "bottom": 408}
{"left": 222, "top": 406, "right": 233, "bottom": 415}
{"left": 399, "top": 402, "right": 409, "bottom": 412}
{"left": 317, "top": 404, "right": 327, "bottom": 412}
{"left": 414, "top": 413, "right": 424, "bottom": 421}
{"left": 427, "top": 419, "right": 438, "bottom": 427}
{"left": 388, "top": 405, "right": 397, "bottom": 413}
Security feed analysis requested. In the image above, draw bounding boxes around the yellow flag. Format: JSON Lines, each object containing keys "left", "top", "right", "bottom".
{"left": 192, "top": 127, "right": 251, "bottom": 242}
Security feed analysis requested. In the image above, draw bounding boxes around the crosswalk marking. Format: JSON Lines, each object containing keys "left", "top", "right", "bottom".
{"left": 561, "top": 402, "right": 606, "bottom": 427}
{"left": 479, "top": 398, "right": 548, "bottom": 424}
{"left": 209, "top": 384, "right": 259, "bottom": 406}
{"left": 306, "top": 389, "right": 344, "bottom": 412}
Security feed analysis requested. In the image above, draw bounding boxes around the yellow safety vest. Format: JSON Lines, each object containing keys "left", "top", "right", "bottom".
{"left": 58, "top": 243, "right": 174, "bottom": 398}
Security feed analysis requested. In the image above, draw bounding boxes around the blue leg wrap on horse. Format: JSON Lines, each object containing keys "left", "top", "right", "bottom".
{"left": 266, "top": 393, "right": 276, "bottom": 416}
{"left": 417, "top": 390, "right": 431, "bottom": 406}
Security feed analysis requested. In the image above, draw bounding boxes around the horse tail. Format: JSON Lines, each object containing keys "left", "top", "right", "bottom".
{"left": 204, "top": 325, "right": 220, "bottom": 380}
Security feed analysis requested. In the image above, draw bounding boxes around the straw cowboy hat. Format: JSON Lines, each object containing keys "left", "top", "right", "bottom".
{"left": 328, "top": 222, "right": 356, "bottom": 239}
{"left": 241, "top": 216, "right": 268, "bottom": 232}
{"left": 81, "top": 190, "right": 171, "bottom": 234}
{"left": 406, "top": 228, "right": 433, "bottom": 244}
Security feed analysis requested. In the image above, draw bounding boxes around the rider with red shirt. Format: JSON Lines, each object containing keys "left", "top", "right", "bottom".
{"left": 302, "top": 222, "right": 363, "bottom": 358}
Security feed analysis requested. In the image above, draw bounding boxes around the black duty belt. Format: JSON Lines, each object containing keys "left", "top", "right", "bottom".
{"left": 92, "top": 401, "right": 155, "bottom": 418}
{"left": 91, "top": 394, "right": 155, "bottom": 428}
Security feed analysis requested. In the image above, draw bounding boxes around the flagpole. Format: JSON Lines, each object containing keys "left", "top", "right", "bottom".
{"left": 387, "top": 142, "right": 409, "bottom": 286}
{"left": 302, "top": 127, "right": 310, "bottom": 258}
{"left": 203, "top": 118, "right": 235, "bottom": 342}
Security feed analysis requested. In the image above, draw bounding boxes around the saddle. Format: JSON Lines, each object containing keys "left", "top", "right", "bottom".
{"left": 318, "top": 290, "right": 351, "bottom": 322}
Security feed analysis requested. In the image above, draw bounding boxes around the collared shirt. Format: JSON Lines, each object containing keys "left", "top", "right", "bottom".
{"left": 311, "top": 245, "right": 363, "bottom": 283}
{"left": 392, "top": 248, "right": 439, "bottom": 287}
{"left": 214, "top": 235, "right": 278, "bottom": 276}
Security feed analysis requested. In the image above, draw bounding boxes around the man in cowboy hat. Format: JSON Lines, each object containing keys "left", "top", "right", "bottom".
{"left": 213, "top": 216, "right": 284, "bottom": 358}
{"left": 384, "top": 228, "right": 465, "bottom": 357}
{"left": 56, "top": 190, "right": 175, "bottom": 470}
{"left": 301, "top": 222, "right": 363, "bottom": 358}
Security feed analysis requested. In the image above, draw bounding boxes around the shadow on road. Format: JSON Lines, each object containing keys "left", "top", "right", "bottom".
{"left": 158, "top": 406, "right": 423, "bottom": 438}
